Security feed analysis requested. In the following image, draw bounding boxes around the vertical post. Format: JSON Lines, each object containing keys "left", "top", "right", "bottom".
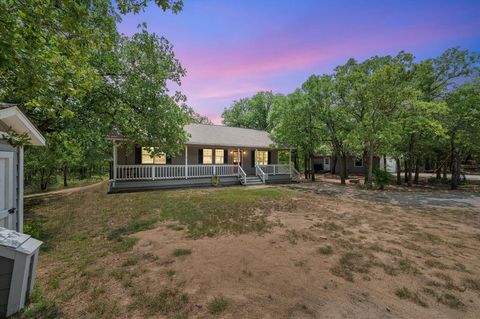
{"left": 185, "top": 145, "right": 188, "bottom": 179}
{"left": 113, "top": 142, "right": 117, "bottom": 187}
{"left": 18, "top": 146, "right": 24, "bottom": 233}
{"left": 151, "top": 165, "right": 155, "bottom": 180}
{"left": 289, "top": 149, "right": 292, "bottom": 177}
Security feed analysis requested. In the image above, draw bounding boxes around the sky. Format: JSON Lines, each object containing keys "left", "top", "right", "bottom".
{"left": 117, "top": 0, "right": 480, "bottom": 124}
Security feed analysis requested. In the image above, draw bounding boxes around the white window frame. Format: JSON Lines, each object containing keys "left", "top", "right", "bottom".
{"left": 256, "top": 150, "right": 268, "bottom": 166}
{"left": 203, "top": 149, "right": 213, "bottom": 164}
{"left": 215, "top": 149, "right": 224, "bottom": 164}
{"left": 141, "top": 147, "right": 166, "bottom": 165}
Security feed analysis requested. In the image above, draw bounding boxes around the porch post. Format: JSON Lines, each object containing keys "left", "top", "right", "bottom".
{"left": 185, "top": 145, "right": 188, "bottom": 179}
{"left": 113, "top": 142, "right": 117, "bottom": 187}
{"left": 289, "top": 148, "right": 292, "bottom": 177}
{"left": 18, "top": 146, "right": 24, "bottom": 233}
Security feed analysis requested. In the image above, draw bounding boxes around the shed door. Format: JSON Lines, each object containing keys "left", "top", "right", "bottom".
{"left": 323, "top": 157, "right": 331, "bottom": 171}
{"left": 0, "top": 151, "right": 14, "bottom": 230}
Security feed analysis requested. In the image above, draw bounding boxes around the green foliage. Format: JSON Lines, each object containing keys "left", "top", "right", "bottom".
{"left": 207, "top": 296, "right": 229, "bottom": 315}
{"left": 372, "top": 169, "right": 393, "bottom": 190}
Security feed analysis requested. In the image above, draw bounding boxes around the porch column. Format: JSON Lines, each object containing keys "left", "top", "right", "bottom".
{"left": 113, "top": 142, "right": 117, "bottom": 187}
{"left": 185, "top": 145, "right": 188, "bottom": 179}
{"left": 254, "top": 149, "right": 257, "bottom": 167}
{"left": 289, "top": 149, "right": 292, "bottom": 177}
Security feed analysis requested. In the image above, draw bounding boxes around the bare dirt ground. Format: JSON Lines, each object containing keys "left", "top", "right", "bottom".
{"left": 128, "top": 184, "right": 480, "bottom": 318}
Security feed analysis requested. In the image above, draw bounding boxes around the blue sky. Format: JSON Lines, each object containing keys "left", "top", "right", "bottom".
{"left": 117, "top": 0, "right": 480, "bottom": 123}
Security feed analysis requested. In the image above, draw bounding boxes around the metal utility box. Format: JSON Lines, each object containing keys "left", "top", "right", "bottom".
{"left": 0, "top": 227, "right": 41, "bottom": 317}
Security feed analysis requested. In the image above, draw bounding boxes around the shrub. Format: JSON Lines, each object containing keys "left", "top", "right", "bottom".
{"left": 373, "top": 169, "right": 393, "bottom": 190}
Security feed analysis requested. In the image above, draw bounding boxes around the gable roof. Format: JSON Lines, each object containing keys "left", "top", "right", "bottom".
{"left": 184, "top": 124, "right": 276, "bottom": 148}
{"left": 0, "top": 104, "right": 45, "bottom": 146}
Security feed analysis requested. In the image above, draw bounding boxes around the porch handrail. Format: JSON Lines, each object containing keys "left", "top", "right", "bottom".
{"left": 238, "top": 165, "right": 247, "bottom": 184}
{"left": 116, "top": 164, "right": 238, "bottom": 181}
{"left": 258, "top": 164, "right": 291, "bottom": 176}
{"left": 255, "top": 165, "right": 266, "bottom": 183}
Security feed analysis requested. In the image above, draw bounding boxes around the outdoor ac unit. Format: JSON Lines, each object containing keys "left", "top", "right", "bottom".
{"left": 0, "top": 227, "right": 42, "bottom": 317}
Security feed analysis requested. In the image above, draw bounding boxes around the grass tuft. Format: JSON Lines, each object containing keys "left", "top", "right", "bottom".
{"left": 318, "top": 246, "right": 333, "bottom": 255}
{"left": 394, "top": 287, "right": 427, "bottom": 307}
{"left": 172, "top": 248, "right": 192, "bottom": 257}
{"left": 330, "top": 252, "right": 371, "bottom": 282}
{"left": 130, "top": 288, "right": 189, "bottom": 316}
{"left": 207, "top": 296, "right": 229, "bottom": 315}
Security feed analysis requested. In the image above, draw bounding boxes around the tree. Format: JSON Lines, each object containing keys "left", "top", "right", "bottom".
{"left": 222, "top": 91, "right": 276, "bottom": 131}
{"left": 443, "top": 80, "right": 480, "bottom": 189}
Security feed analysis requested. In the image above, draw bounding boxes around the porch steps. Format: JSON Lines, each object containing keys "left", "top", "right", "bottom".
{"left": 240, "top": 176, "right": 264, "bottom": 186}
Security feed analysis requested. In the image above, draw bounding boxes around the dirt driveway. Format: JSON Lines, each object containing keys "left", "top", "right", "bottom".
{"left": 289, "top": 182, "right": 480, "bottom": 210}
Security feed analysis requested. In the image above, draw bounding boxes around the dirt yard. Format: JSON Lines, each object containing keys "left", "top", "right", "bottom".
{"left": 20, "top": 182, "right": 480, "bottom": 319}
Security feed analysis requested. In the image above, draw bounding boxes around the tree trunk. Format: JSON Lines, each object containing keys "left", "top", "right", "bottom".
{"left": 435, "top": 154, "right": 441, "bottom": 179}
{"left": 366, "top": 142, "right": 374, "bottom": 186}
{"left": 414, "top": 158, "right": 420, "bottom": 184}
{"left": 407, "top": 157, "right": 413, "bottom": 187}
{"left": 383, "top": 155, "right": 387, "bottom": 171}
{"left": 331, "top": 153, "right": 337, "bottom": 174}
{"left": 451, "top": 153, "right": 461, "bottom": 190}
{"left": 63, "top": 166, "right": 68, "bottom": 187}
{"left": 340, "top": 153, "right": 348, "bottom": 185}
{"left": 304, "top": 153, "right": 309, "bottom": 179}
{"left": 396, "top": 158, "right": 401, "bottom": 185}
{"left": 404, "top": 159, "right": 408, "bottom": 183}
{"left": 310, "top": 152, "right": 315, "bottom": 182}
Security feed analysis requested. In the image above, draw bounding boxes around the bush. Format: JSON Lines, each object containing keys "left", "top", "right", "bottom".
{"left": 373, "top": 169, "right": 393, "bottom": 190}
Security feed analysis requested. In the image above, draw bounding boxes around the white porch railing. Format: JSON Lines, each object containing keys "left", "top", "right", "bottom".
{"left": 116, "top": 164, "right": 238, "bottom": 181}
{"left": 255, "top": 165, "right": 266, "bottom": 183}
{"left": 238, "top": 165, "right": 247, "bottom": 184}
{"left": 258, "top": 164, "right": 291, "bottom": 176}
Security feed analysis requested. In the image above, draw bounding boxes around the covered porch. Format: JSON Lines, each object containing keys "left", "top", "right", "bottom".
{"left": 109, "top": 141, "right": 299, "bottom": 192}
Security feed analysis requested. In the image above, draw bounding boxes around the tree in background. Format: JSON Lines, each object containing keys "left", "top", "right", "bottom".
{"left": 444, "top": 81, "right": 480, "bottom": 189}
{"left": 222, "top": 91, "right": 276, "bottom": 131}
{"left": 1, "top": 0, "right": 195, "bottom": 191}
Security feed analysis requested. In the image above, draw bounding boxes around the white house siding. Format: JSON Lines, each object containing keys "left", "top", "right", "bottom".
{"left": 0, "top": 136, "right": 19, "bottom": 232}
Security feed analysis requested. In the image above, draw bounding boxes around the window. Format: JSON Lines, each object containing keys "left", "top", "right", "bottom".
{"left": 324, "top": 157, "right": 330, "bottom": 165}
{"left": 354, "top": 157, "right": 363, "bottom": 167}
{"left": 256, "top": 151, "right": 268, "bottom": 166}
{"left": 233, "top": 151, "right": 241, "bottom": 164}
{"left": 203, "top": 149, "right": 213, "bottom": 164}
{"left": 215, "top": 149, "right": 224, "bottom": 164}
{"left": 141, "top": 147, "right": 166, "bottom": 164}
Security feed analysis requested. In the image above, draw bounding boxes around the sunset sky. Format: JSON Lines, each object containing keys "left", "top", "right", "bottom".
{"left": 117, "top": 0, "right": 480, "bottom": 124}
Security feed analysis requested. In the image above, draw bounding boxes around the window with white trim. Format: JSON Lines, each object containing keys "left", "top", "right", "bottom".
{"left": 354, "top": 157, "right": 363, "bottom": 167}
{"left": 203, "top": 149, "right": 213, "bottom": 164}
{"left": 256, "top": 151, "right": 268, "bottom": 166}
{"left": 215, "top": 149, "right": 224, "bottom": 164}
{"left": 141, "top": 147, "right": 166, "bottom": 164}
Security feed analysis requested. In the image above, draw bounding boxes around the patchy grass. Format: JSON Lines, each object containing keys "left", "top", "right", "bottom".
{"left": 394, "top": 287, "right": 428, "bottom": 307}
{"left": 172, "top": 248, "right": 192, "bottom": 257}
{"left": 437, "top": 293, "right": 464, "bottom": 309}
{"left": 318, "top": 246, "right": 333, "bottom": 255}
{"left": 166, "top": 223, "right": 185, "bottom": 231}
{"left": 207, "top": 296, "right": 229, "bottom": 315}
{"left": 129, "top": 288, "right": 189, "bottom": 316}
{"left": 330, "top": 252, "right": 372, "bottom": 282}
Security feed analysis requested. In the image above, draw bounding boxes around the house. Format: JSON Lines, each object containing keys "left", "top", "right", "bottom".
{"left": 108, "top": 124, "right": 300, "bottom": 193}
{"left": 314, "top": 154, "right": 393, "bottom": 175}
{"left": 0, "top": 104, "right": 45, "bottom": 232}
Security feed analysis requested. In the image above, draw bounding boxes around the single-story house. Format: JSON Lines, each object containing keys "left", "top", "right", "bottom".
{"left": 108, "top": 124, "right": 300, "bottom": 193}
{"left": 314, "top": 154, "right": 395, "bottom": 175}
{"left": 0, "top": 104, "right": 45, "bottom": 232}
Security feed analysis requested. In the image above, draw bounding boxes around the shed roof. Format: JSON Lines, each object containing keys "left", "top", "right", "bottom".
{"left": 184, "top": 124, "right": 277, "bottom": 148}
{"left": 0, "top": 105, "right": 45, "bottom": 146}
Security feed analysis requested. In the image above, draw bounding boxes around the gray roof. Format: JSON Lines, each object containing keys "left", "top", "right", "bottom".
{"left": 185, "top": 124, "right": 276, "bottom": 148}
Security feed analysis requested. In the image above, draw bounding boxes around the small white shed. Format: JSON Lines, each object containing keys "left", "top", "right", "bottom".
{"left": 0, "top": 227, "right": 41, "bottom": 317}
{"left": 0, "top": 104, "right": 45, "bottom": 232}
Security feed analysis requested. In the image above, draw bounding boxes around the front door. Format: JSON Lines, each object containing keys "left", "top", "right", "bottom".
{"left": 323, "top": 157, "right": 331, "bottom": 171}
{"left": 0, "top": 151, "right": 14, "bottom": 229}
{"left": 233, "top": 150, "right": 242, "bottom": 166}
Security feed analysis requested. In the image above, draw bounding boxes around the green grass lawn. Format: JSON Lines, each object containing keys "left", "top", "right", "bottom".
{"left": 19, "top": 184, "right": 294, "bottom": 319}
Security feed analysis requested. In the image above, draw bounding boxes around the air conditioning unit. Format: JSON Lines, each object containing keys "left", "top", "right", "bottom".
{"left": 0, "top": 227, "right": 42, "bottom": 317}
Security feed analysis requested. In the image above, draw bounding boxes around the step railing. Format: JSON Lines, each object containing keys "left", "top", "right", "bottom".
{"left": 258, "top": 164, "right": 291, "bottom": 176}
{"left": 238, "top": 165, "right": 247, "bottom": 185}
{"left": 290, "top": 164, "right": 301, "bottom": 181}
{"left": 116, "top": 164, "right": 238, "bottom": 180}
{"left": 255, "top": 165, "right": 266, "bottom": 183}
